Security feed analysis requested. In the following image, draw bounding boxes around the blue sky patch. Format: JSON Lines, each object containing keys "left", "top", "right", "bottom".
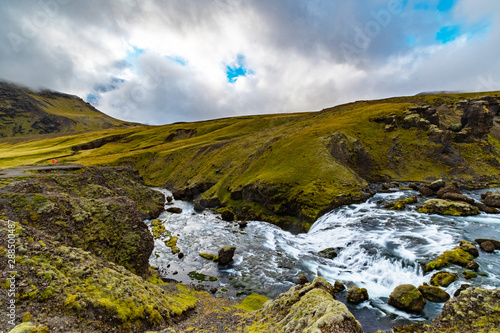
{"left": 226, "top": 55, "right": 254, "bottom": 83}
{"left": 436, "top": 25, "right": 460, "bottom": 43}
{"left": 437, "top": 0, "right": 455, "bottom": 12}
{"left": 166, "top": 55, "right": 187, "bottom": 66}
{"left": 126, "top": 46, "right": 145, "bottom": 64}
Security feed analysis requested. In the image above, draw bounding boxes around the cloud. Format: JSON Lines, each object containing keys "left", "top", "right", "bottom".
{"left": 0, "top": 0, "right": 499, "bottom": 125}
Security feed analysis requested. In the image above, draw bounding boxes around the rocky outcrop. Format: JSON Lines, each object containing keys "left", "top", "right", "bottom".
{"left": 388, "top": 284, "right": 426, "bottom": 314}
{"left": 218, "top": 245, "right": 236, "bottom": 265}
{"left": 0, "top": 166, "right": 164, "bottom": 276}
{"left": 425, "top": 241, "right": 476, "bottom": 272}
{"left": 429, "top": 287, "right": 500, "bottom": 332}
{"left": 417, "top": 283, "right": 450, "bottom": 303}
{"left": 243, "top": 277, "right": 363, "bottom": 333}
{"left": 419, "top": 199, "right": 480, "bottom": 216}
{"left": 0, "top": 220, "right": 197, "bottom": 332}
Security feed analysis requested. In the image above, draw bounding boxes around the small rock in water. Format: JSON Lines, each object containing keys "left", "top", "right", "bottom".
{"left": 218, "top": 245, "right": 236, "bottom": 265}
{"left": 388, "top": 284, "right": 426, "bottom": 313}
{"left": 418, "top": 283, "right": 450, "bottom": 303}
{"left": 418, "top": 185, "right": 435, "bottom": 196}
{"left": 166, "top": 196, "right": 173, "bottom": 203}
{"left": 173, "top": 271, "right": 178, "bottom": 275}
{"left": 221, "top": 210, "right": 234, "bottom": 222}
{"left": 428, "top": 179, "right": 446, "bottom": 191}
{"left": 476, "top": 238, "right": 500, "bottom": 252}
{"left": 194, "top": 202, "right": 204, "bottom": 213}
{"left": 318, "top": 247, "right": 338, "bottom": 259}
{"left": 167, "top": 207, "right": 183, "bottom": 214}
{"left": 238, "top": 221, "right": 248, "bottom": 229}
{"left": 333, "top": 281, "right": 346, "bottom": 294}
{"left": 430, "top": 272, "right": 458, "bottom": 287}
{"left": 347, "top": 286, "right": 369, "bottom": 304}
{"left": 296, "top": 273, "right": 309, "bottom": 285}
{"left": 466, "top": 261, "right": 479, "bottom": 271}
{"left": 178, "top": 252, "right": 185, "bottom": 259}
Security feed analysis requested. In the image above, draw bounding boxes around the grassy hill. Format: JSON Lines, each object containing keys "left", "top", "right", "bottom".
{"left": 1, "top": 89, "right": 500, "bottom": 232}
{"left": 0, "top": 81, "right": 135, "bottom": 137}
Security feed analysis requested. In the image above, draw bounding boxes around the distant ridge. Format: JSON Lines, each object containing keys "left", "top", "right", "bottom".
{"left": 0, "top": 81, "right": 136, "bottom": 137}
{"left": 415, "top": 90, "right": 464, "bottom": 96}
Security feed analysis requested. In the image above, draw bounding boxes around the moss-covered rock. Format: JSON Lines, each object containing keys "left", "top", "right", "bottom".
{"left": 458, "top": 240, "right": 479, "bottom": 257}
{"left": 463, "top": 271, "right": 478, "bottom": 280}
{"left": 347, "top": 286, "right": 369, "bottom": 304}
{"left": 0, "top": 219, "right": 198, "bottom": 332}
{"left": 425, "top": 245, "right": 475, "bottom": 272}
{"left": 242, "top": 277, "right": 363, "bottom": 332}
{"left": 199, "top": 252, "right": 218, "bottom": 261}
{"left": 419, "top": 199, "right": 480, "bottom": 216}
{"left": 318, "top": 247, "right": 338, "bottom": 259}
{"left": 430, "top": 271, "right": 458, "bottom": 287}
{"left": 388, "top": 284, "right": 426, "bottom": 314}
{"left": 417, "top": 283, "right": 450, "bottom": 303}
{"left": 0, "top": 166, "right": 162, "bottom": 276}
{"left": 430, "top": 287, "right": 500, "bottom": 332}
{"left": 384, "top": 196, "right": 418, "bottom": 210}
{"left": 481, "top": 190, "right": 500, "bottom": 207}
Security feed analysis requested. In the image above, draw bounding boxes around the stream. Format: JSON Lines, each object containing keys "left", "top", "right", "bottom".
{"left": 145, "top": 188, "right": 500, "bottom": 332}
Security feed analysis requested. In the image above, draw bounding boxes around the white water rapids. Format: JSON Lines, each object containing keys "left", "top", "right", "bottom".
{"left": 146, "top": 188, "right": 500, "bottom": 331}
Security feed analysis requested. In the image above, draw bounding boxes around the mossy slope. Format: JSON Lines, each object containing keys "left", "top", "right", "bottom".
{"left": 1, "top": 91, "right": 500, "bottom": 232}
{"left": 0, "top": 81, "right": 135, "bottom": 138}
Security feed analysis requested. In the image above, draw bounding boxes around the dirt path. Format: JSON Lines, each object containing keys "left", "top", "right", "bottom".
{"left": 0, "top": 164, "right": 85, "bottom": 178}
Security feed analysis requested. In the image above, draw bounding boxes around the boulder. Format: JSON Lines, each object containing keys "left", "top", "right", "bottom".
{"left": 441, "top": 192, "right": 475, "bottom": 205}
{"left": 458, "top": 240, "right": 479, "bottom": 257}
{"left": 428, "top": 179, "right": 446, "bottom": 192}
{"left": 473, "top": 201, "right": 500, "bottom": 214}
{"left": 388, "top": 284, "right": 426, "bottom": 313}
{"left": 418, "top": 283, "right": 450, "bottom": 303}
{"left": 166, "top": 207, "right": 183, "bottom": 214}
{"left": 347, "top": 286, "right": 369, "bottom": 304}
{"left": 426, "top": 247, "right": 474, "bottom": 272}
{"left": 418, "top": 185, "right": 435, "bottom": 196}
{"left": 238, "top": 221, "right": 248, "bottom": 228}
{"left": 419, "top": 199, "right": 480, "bottom": 216}
{"left": 476, "top": 238, "right": 500, "bottom": 252}
{"left": 481, "top": 191, "right": 500, "bottom": 207}
{"left": 218, "top": 245, "right": 236, "bottom": 265}
{"left": 243, "top": 277, "right": 363, "bottom": 333}
{"left": 436, "top": 183, "right": 461, "bottom": 198}
{"left": 431, "top": 288, "right": 500, "bottom": 332}
{"left": 221, "top": 210, "right": 234, "bottom": 222}
{"left": 318, "top": 247, "right": 338, "bottom": 259}
{"left": 466, "top": 261, "right": 479, "bottom": 271}
{"left": 166, "top": 195, "right": 173, "bottom": 203}
{"left": 430, "top": 271, "right": 458, "bottom": 287}
{"left": 463, "top": 271, "right": 478, "bottom": 280}
{"left": 194, "top": 202, "right": 205, "bottom": 213}
{"left": 384, "top": 196, "right": 418, "bottom": 210}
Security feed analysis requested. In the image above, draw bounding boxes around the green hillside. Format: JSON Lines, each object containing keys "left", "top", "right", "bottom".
{"left": 0, "top": 81, "right": 135, "bottom": 137}
{"left": 1, "top": 90, "right": 500, "bottom": 232}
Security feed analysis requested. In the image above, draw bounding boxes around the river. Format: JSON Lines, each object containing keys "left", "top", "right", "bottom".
{"left": 146, "top": 188, "right": 500, "bottom": 332}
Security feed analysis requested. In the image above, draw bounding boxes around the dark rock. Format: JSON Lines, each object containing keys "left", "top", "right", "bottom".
{"left": 418, "top": 283, "right": 450, "bottom": 303}
{"left": 318, "top": 247, "right": 338, "bottom": 259}
{"left": 173, "top": 271, "right": 178, "bottom": 275}
{"left": 194, "top": 203, "right": 204, "bottom": 213}
{"left": 430, "top": 272, "right": 458, "bottom": 287}
{"left": 408, "top": 182, "right": 420, "bottom": 190}
{"left": 481, "top": 191, "right": 500, "bottom": 208}
{"left": 463, "top": 271, "right": 477, "bottom": 280}
{"left": 221, "top": 210, "right": 234, "bottom": 222}
{"left": 476, "top": 238, "right": 500, "bottom": 250}
{"left": 418, "top": 185, "right": 435, "bottom": 196}
{"left": 166, "top": 196, "right": 173, "bottom": 203}
{"left": 296, "top": 273, "right": 309, "bottom": 285}
{"left": 453, "top": 284, "right": 470, "bottom": 297}
{"left": 327, "top": 132, "right": 375, "bottom": 178}
{"left": 230, "top": 188, "right": 243, "bottom": 200}
{"left": 388, "top": 284, "right": 426, "bottom": 313}
{"left": 419, "top": 199, "right": 480, "bottom": 216}
{"left": 347, "top": 286, "right": 369, "bottom": 304}
{"left": 166, "top": 207, "right": 183, "bottom": 214}
{"left": 178, "top": 252, "right": 184, "bottom": 259}
{"left": 428, "top": 179, "right": 446, "bottom": 191}
{"left": 466, "top": 261, "right": 479, "bottom": 271}
{"left": 479, "top": 240, "right": 496, "bottom": 253}
{"left": 200, "top": 197, "right": 221, "bottom": 208}
{"left": 455, "top": 99, "right": 496, "bottom": 142}
{"left": 333, "top": 281, "right": 346, "bottom": 293}
{"left": 217, "top": 245, "right": 236, "bottom": 265}
{"left": 473, "top": 201, "right": 500, "bottom": 214}
{"left": 436, "top": 183, "right": 461, "bottom": 198}
{"left": 210, "top": 288, "right": 218, "bottom": 294}
{"left": 458, "top": 240, "right": 479, "bottom": 257}
{"left": 238, "top": 221, "right": 248, "bottom": 229}
{"left": 441, "top": 192, "right": 475, "bottom": 205}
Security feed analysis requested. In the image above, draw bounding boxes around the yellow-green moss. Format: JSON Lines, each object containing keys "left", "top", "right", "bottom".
{"left": 199, "top": 253, "right": 218, "bottom": 261}
{"left": 426, "top": 248, "right": 474, "bottom": 272}
{"left": 234, "top": 294, "right": 270, "bottom": 312}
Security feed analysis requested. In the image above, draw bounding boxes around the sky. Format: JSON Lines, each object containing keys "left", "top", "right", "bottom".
{"left": 0, "top": 0, "right": 499, "bottom": 125}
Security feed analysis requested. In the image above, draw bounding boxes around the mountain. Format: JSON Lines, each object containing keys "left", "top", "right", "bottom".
{"left": 1, "top": 87, "right": 500, "bottom": 232}
{"left": 0, "top": 81, "right": 135, "bottom": 137}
